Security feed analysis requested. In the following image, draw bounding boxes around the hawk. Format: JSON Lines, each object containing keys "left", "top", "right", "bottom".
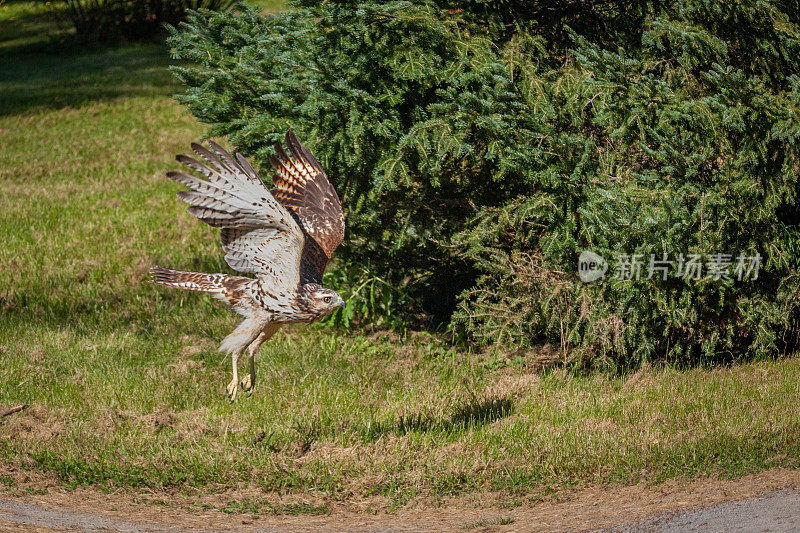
{"left": 151, "top": 131, "right": 345, "bottom": 401}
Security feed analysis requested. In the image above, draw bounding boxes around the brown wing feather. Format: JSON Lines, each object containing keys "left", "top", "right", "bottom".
{"left": 269, "top": 130, "right": 344, "bottom": 283}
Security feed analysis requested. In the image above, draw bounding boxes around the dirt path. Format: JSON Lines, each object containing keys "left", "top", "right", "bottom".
{"left": 1, "top": 468, "right": 798, "bottom": 532}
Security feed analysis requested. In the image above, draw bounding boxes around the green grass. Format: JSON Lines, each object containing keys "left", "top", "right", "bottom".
{"left": 1, "top": 0, "right": 799, "bottom": 512}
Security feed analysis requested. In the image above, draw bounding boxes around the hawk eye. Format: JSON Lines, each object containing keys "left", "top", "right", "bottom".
{"left": 323, "top": 296, "right": 332, "bottom": 303}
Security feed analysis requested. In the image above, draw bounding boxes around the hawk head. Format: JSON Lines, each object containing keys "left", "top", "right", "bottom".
{"left": 296, "top": 283, "right": 346, "bottom": 319}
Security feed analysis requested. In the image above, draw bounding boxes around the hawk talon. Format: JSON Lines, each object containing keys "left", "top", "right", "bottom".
{"left": 240, "top": 374, "right": 254, "bottom": 395}
{"left": 226, "top": 379, "right": 239, "bottom": 403}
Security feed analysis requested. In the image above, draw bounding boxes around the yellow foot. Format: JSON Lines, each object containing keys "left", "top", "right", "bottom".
{"left": 239, "top": 374, "right": 254, "bottom": 395}
{"left": 226, "top": 379, "right": 238, "bottom": 403}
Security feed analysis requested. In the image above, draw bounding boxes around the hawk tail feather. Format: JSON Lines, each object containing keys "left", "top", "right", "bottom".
{"left": 150, "top": 266, "right": 242, "bottom": 294}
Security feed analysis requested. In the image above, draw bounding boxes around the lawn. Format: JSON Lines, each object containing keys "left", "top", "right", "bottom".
{"left": 1, "top": 0, "right": 799, "bottom": 513}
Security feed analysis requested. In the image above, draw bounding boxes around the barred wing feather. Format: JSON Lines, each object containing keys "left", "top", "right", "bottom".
{"left": 269, "top": 130, "right": 344, "bottom": 284}
{"left": 168, "top": 142, "right": 305, "bottom": 293}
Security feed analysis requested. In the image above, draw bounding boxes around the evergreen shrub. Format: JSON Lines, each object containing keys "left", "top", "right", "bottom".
{"left": 168, "top": 0, "right": 800, "bottom": 366}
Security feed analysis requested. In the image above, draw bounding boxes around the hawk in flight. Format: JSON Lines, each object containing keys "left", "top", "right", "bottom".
{"left": 151, "top": 131, "right": 345, "bottom": 401}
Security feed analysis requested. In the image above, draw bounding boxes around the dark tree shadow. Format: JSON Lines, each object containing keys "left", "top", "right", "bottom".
{"left": 0, "top": 1, "right": 182, "bottom": 117}
{"left": 0, "top": 43, "right": 180, "bottom": 117}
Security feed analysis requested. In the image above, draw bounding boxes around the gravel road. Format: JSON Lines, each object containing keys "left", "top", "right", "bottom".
{"left": 607, "top": 489, "right": 800, "bottom": 533}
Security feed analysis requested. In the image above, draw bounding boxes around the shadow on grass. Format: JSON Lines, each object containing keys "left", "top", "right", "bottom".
{"left": 0, "top": 0, "right": 182, "bottom": 117}
{"left": 0, "top": 0, "right": 290, "bottom": 118}
{"left": 0, "top": 4, "right": 68, "bottom": 52}
{"left": 358, "top": 396, "right": 514, "bottom": 441}
{"left": 0, "top": 41, "right": 180, "bottom": 117}
{"left": 450, "top": 395, "right": 513, "bottom": 427}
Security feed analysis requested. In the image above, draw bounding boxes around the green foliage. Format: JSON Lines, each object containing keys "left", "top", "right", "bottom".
{"left": 321, "top": 266, "right": 415, "bottom": 330}
{"left": 455, "top": 2, "right": 800, "bottom": 365}
{"left": 168, "top": 0, "right": 800, "bottom": 365}
{"left": 61, "top": 0, "right": 235, "bottom": 41}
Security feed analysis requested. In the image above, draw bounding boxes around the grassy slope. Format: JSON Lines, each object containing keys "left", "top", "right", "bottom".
{"left": 1, "top": 0, "right": 799, "bottom": 512}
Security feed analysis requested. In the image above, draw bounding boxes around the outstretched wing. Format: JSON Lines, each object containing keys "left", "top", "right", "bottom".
{"left": 168, "top": 142, "right": 305, "bottom": 294}
{"left": 269, "top": 131, "right": 344, "bottom": 284}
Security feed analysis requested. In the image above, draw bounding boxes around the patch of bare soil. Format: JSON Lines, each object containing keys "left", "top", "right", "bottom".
{"left": 0, "top": 468, "right": 798, "bottom": 532}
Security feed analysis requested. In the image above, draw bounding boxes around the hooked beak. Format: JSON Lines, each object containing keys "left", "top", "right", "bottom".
{"left": 337, "top": 297, "right": 346, "bottom": 308}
